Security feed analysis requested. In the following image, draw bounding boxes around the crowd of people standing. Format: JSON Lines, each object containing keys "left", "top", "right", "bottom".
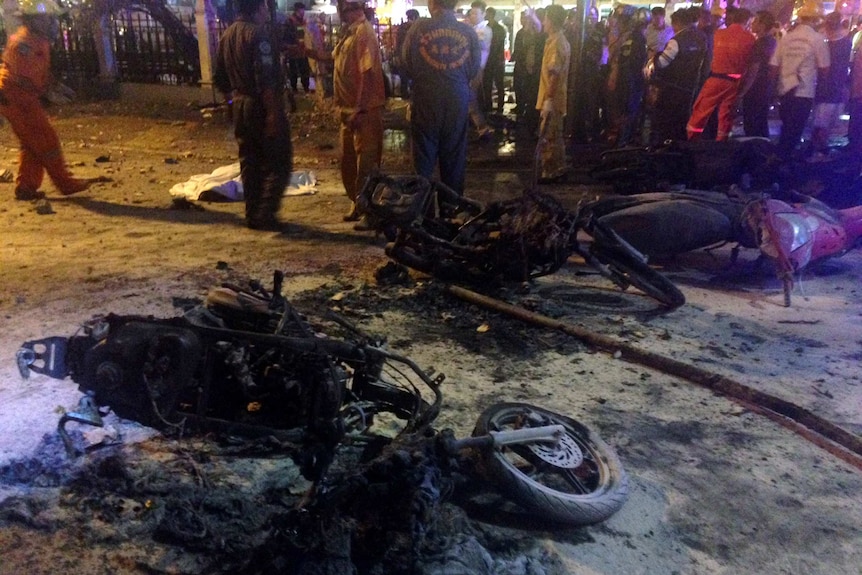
{"left": 569, "top": 1, "right": 862, "bottom": 165}
{"left": 209, "top": 0, "right": 862, "bottom": 231}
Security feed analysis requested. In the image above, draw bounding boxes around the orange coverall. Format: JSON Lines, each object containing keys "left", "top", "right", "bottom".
{"left": 686, "top": 23, "right": 756, "bottom": 141}
{"left": 0, "top": 26, "right": 88, "bottom": 196}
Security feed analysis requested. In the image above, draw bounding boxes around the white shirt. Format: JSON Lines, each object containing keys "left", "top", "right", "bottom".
{"left": 769, "top": 23, "right": 830, "bottom": 98}
{"left": 474, "top": 20, "right": 493, "bottom": 69}
{"left": 646, "top": 23, "right": 674, "bottom": 56}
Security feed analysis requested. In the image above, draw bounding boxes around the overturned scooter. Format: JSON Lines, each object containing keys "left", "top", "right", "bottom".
{"left": 585, "top": 188, "right": 862, "bottom": 306}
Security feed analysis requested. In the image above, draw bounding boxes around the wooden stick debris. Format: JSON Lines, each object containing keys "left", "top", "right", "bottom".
{"left": 446, "top": 284, "right": 862, "bottom": 470}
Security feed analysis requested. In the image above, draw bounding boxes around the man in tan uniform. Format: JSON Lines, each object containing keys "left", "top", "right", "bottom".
{"left": 536, "top": 4, "right": 570, "bottom": 182}
{"left": 312, "top": 0, "right": 385, "bottom": 228}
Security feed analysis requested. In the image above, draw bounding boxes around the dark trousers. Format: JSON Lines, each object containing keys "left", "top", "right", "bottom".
{"left": 514, "top": 71, "right": 540, "bottom": 134}
{"left": 410, "top": 104, "right": 469, "bottom": 195}
{"left": 288, "top": 57, "right": 311, "bottom": 92}
{"left": 234, "top": 96, "right": 293, "bottom": 224}
{"left": 483, "top": 61, "right": 506, "bottom": 114}
{"left": 652, "top": 87, "right": 693, "bottom": 143}
{"left": 777, "top": 92, "right": 813, "bottom": 159}
{"left": 743, "top": 91, "right": 771, "bottom": 138}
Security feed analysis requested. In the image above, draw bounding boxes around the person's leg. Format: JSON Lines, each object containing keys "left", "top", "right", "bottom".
{"left": 340, "top": 120, "right": 358, "bottom": 202}
{"left": 288, "top": 59, "right": 300, "bottom": 91}
{"left": 716, "top": 85, "right": 741, "bottom": 141}
{"left": 743, "top": 92, "right": 770, "bottom": 139}
{"left": 300, "top": 58, "right": 312, "bottom": 92}
{"left": 437, "top": 105, "right": 470, "bottom": 194}
{"left": 235, "top": 98, "right": 267, "bottom": 226}
{"left": 686, "top": 78, "right": 724, "bottom": 139}
{"left": 513, "top": 71, "right": 525, "bottom": 115}
{"left": 778, "top": 94, "right": 812, "bottom": 159}
{"left": 540, "top": 110, "right": 567, "bottom": 179}
{"left": 238, "top": 139, "right": 264, "bottom": 225}
{"left": 4, "top": 102, "right": 86, "bottom": 195}
{"left": 653, "top": 89, "right": 690, "bottom": 143}
{"left": 482, "top": 67, "right": 494, "bottom": 114}
{"left": 411, "top": 121, "right": 438, "bottom": 181}
{"left": 259, "top": 126, "right": 292, "bottom": 221}
{"left": 352, "top": 107, "right": 384, "bottom": 199}
{"left": 15, "top": 146, "right": 46, "bottom": 197}
{"left": 495, "top": 66, "right": 506, "bottom": 113}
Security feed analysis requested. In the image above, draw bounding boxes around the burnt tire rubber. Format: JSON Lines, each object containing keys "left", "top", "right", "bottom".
{"left": 472, "top": 402, "right": 629, "bottom": 526}
{"left": 591, "top": 245, "right": 686, "bottom": 309}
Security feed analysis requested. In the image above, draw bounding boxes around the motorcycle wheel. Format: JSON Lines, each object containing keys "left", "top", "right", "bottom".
{"left": 589, "top": 243, "right": 686, "bottom": 309}
{"left": 472, "top": 402, "right": 629, "bottom": 526}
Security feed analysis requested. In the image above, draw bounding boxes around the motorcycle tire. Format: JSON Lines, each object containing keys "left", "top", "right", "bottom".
{"left": 590, "top": 243, "right": 686, "bottom": 309}
{"left": 472, "top": 402, "right": 629, "bottom": 526}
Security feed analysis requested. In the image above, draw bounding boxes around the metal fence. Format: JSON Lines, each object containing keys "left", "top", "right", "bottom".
{"left": 112, "top": 10, "right": 199, "bottom": 85}
{"left": 0, "top": 9, "right": 201, "bottom": 87}
{"left": 53, "top": 13, "right": 101, "bottom": 85}
{"left": 0, "top": 10, "right": 368, "bottom": 92}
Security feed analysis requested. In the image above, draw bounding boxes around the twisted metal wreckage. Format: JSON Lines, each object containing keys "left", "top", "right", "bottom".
{"left": 12, "top": 139, "right": 862, "bottom": 569}
{"left": 16, "top": 270, "right": 629, "bottom": 570}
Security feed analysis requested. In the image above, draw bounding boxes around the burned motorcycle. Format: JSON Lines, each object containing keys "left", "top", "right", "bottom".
{"left": 589, "top": 138, "right": 781, "bottom": 195}
{"left": 356, "top": 173, "right": 686, "bottom": 309}
{"left": 16, "top": 271, "right": 629, "bottom": 528}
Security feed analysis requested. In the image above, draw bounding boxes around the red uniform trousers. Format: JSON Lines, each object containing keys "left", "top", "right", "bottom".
{"left": 686, "top": 75, "right": 742, "bottom": 141}
{"left": 0, "top": 96, "right": 87, "bottom": 195}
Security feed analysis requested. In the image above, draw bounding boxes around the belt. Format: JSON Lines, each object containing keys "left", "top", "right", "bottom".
{"left": 709, "top": 72, "right": 743, "bottom": 81}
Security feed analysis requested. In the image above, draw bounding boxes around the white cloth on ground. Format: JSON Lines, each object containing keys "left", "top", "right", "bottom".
{"left": 169, "top": 163, "right": 317, "bottom": 201}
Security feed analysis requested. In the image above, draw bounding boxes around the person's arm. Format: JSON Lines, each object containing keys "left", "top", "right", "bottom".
{"left": 655, "top": 37, "right": 679, "bottom": 69}
{"left": 348, "top": 28, "right": 378, "bottom": 128}
{"left": 253, "top": 31, "right": 285, "bottom": 138}
{"left": 524, "top": 9, "right": 542, "bottom": 33}
{"left": 816, "top": 36, "right": 831, "bottom": 89}
{"left": 738, "top": 60, "right": 760, "bottom": 100}
{"left": 541, "top": 39, "right": 564, "bottom": 116}
{"left": 213, "top": 35, "right": 234, "bottom": 120}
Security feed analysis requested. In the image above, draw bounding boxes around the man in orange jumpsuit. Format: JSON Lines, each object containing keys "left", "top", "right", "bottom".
{"left": 0, "top": 0, "right": 91, "bottom": 201}
{"left": 686, "top": 8, "right": 755, "bottom": 141}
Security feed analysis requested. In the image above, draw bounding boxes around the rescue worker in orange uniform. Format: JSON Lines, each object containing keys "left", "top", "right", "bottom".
{"left": 0, "top": 0, "right": 92, "bottom": 200}
{"left": 686, "top": 8, "right": 756, "bottom": 141}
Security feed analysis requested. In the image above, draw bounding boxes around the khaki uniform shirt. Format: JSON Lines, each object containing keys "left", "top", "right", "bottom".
{"left": 536, "top": 30, "right": 570, "bottom": 112}
{"left": 333, "top": 18, "right": 386, "bottom": 113}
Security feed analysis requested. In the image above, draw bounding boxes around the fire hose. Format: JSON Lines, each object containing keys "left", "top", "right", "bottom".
{"left": 446, "top": 284, "right": 862, "bottom": 471}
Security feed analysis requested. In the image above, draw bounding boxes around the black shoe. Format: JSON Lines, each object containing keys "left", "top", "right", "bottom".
{"left": 14, "top": 187, "right": 46, "bottom": 201}
{"left": 343, "top": 204, "right": 361, "bottom": 222}
{"left": 352, "top": 216, "right": 374, "bottom": 232}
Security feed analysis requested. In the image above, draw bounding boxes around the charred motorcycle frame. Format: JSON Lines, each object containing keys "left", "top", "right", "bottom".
{"left": 356, "top": 173, "right": 686, "bottom": 309}
{"left": 17, "top": 272, "right": 629, "bottom": 530}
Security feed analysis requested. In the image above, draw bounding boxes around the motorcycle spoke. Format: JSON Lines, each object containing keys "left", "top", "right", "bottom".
{"left": 501, "top": 445, "right": 600, "bottom": 495}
